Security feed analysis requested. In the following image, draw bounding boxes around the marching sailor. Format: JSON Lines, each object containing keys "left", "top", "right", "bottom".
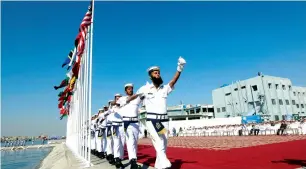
{"left": 117, "top": 83, "right": 142, "bottom": 169}
{"left": 106, "top": 100, "right": 115, "bottom": 165}
{"left": 96, "top": 109, "right": 105, "bottom": 158}
{"left": 111, "top": 93, "right": 125, "bottom": 168}
{"left": 136, "top": 56, "right": 186, "bottom": 169}
{"left": 98, "top": 105, "right": 109, "bottom": 159}
{"left": 90, "top": 114, "right": 98, "bottom": 155}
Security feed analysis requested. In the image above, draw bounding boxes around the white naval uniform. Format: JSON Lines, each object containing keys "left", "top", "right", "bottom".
{"left": 94, "top": 119, "right": 99, "bottom": 151}
{"left": 90, "top": 119, "right": 97, "bottom": 150}
{"left": 137, "top": 83, "right": 173, "bottom": 169}
{"left": 99, "top": 113, "right": 108, "bottom": 153}
{"left": 105, "top": 110, "right": 114, "bottom": 155}
{"left": 117, "top": 96, "right": 142, "bottom": 160}
{"left": 111, "top": 105, "right": 125, "bottom": 160}
{"left": 96, "top": 113, "right": 105, "bottom": 153}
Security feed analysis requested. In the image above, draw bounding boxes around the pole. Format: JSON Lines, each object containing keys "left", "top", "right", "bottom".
{"left": 87, "top": 0, "right": 94, "bottom": 166}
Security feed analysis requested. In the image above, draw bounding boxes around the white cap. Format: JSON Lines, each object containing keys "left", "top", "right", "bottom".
{"left": 115, "top": 93, "right": 121, "bottom": 97}
{"left": 147, "top": 66, "right": 160, "bottom": 73}
{"left": 103, "top": 105, "right": 108, "bottom": 108}
{"left": 98, "top": 108, "right": 103, "bottom": 111}
{"left": 124, "top": 83, "right": 133, "bottom": 88}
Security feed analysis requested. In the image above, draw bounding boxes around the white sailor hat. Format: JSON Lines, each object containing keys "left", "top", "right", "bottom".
{"left": 147, "top": 66, "right": 160, "bottom": 73}
{"left": 103, "top": 105, "right": 108, "bottom": 108}
{"left": 124, "top": 83, "right": 133, "bottom": 88}
{"left": 115, "top": 93, "right": 122, "bottom": 97}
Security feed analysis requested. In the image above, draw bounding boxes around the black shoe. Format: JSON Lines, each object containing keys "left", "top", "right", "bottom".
{"left": 99, "top": 152, "right": 105, "bottom": 159}
{"left": 115, "top": 157, "right": 124, "bottom": 168}
{"left": 130, "top": 159, "right": 141, "bottom": 169}
{"left": 108, "top": 155, "right": 115, "bottom": 165}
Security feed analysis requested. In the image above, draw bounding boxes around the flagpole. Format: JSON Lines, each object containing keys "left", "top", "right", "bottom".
{"left": 88, "top": 0, "right": 94, "bottom": 166}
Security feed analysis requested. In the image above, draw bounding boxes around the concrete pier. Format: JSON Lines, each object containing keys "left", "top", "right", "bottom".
{"left": 37, "top": 143, "right": 154, "bottom": 169}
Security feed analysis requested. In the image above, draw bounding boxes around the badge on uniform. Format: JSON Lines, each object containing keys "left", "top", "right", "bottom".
{"left": 151, "top": 120, "right": 166, "bottom": 135}
{"left": 107, "top": 126, "right": 112, "bottom": 138}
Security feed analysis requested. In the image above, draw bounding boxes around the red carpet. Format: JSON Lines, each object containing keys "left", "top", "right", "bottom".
{"left": 136, "top": 139, "right": 306, "bottom": 169}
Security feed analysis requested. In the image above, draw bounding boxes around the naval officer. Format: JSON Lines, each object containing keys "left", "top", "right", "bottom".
{"left": 111, "top": 93, "right": 125, "bottom": 168}
{"left": 137, "top": 56, "right": 186, "bottom": 169}
{"left": 105, "top": 100, "right": 115, "bottom": 165}
{"left": 117, "top": 83, "right": 142, "bottom": 169}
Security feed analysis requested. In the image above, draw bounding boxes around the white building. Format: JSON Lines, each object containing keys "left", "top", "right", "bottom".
{"left": 212, "top": 74, "right": 306, "bottom": 121}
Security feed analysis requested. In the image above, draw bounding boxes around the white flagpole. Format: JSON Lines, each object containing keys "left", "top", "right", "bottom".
{"left": 88, "top": 0, "right": 94, "bottom": 165}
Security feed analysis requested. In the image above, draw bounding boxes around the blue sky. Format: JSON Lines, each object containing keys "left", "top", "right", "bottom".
{"left": 2, "top": 2, "right": 306, "bottom": 136}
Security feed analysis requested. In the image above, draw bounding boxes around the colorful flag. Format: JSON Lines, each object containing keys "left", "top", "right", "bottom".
{"left": 60, "top": 114, "right": 67, "bottom": 120}
{"left": 61, "top": 50, "right": 74, "bottom": 68}
{"left": 54, "top": 77, "right": 69, "bottom": 90}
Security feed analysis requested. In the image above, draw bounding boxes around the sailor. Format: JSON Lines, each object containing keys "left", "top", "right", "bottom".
{"left": 106, "top": 100, "right": 115, "bottom": 165}
{"left": 99, "top": 105, "right": 109, "bottom": 159}
{"left": 90, "top": 115, "right": 98, "bottom": 155}
{"left": 96, "top": 109, "right": 105, "bottom": 158}
{"left": 111, "top": 93, "right": 125, "bottom": 168}
{"left": 136, "top": 56, "right": 186, "bottom": 169}
{"left": 117, "top": 83, "right": 142, "bottom": 169}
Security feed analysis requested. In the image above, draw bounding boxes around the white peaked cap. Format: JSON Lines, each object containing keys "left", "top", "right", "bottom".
{"left": 125, "top": 83, "right": 133, "bottom": 88}
{"left": 103, "top": 105, "right": 108, "bottom": 108}
{"left": 147, "top": 66, "right": 160, "bottom": 73}
{"left": 115, "top": 93, "right": 121, "bottom": 97}
{"left": 98, "top": 108, "right": 103, "bottom": 111}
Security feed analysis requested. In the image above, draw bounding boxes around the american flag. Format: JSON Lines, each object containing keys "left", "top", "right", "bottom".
{"left": 75, "top": 1, "right": 93, "bottom": 64}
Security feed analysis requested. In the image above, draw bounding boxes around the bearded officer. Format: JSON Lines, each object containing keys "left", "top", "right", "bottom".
{"left": 117, "top": 83, "right": 142, "bottom": 169}
{"left": 136, "top": 56, "right": 186, "bottom": 169}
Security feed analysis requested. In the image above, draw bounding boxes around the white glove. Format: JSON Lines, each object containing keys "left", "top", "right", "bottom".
{"left": 177, "top": 56, "right": 186, "bottom": 72}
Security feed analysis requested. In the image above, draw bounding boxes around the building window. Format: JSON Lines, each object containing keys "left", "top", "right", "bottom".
{"left": 292, "top": 100, "right": 296, "bottom": 105}
{"left": 241, "top": 86, "right": 246, "bottom": 89}
{"left": 275, "top": 115, "right": 279, "bottom": 121}
{"left": 225, "top": 93, "right": 231, "bottom": 96}
{"left": 298, "top": 92, "right": 300, "bottom": 95}
{"left": 268, "top": 83, "right": 272, "bottom": 89}
{"left": 297, "top": 104, "right": 299, "bottom": 108}
{"left": 234, "top": 88, "right": 238, "bottom": 91}
{"left": 190, "top": 109, "right": 195, "bottom": 114}
{"left": 279, "top": 99, "right": 283, "bottom": 105}
{"left": 285, "top": 100, "right": 289, "bottom": 105}
{"left": 217, "top": 108, "right": 220, "bottom": 113}
{"left": 272, "top": 99, "right": 276, "bottom": 105}
{"left": 196, "top": 108, "right": 200, "bottom": 113}
{"left": 282, "top": 85, "right": 286, "bottom": 90}
{"left": 293, "top": 92, "right": 296, "bottom": 96}
{"left": 222, "top": 107, "right": 226, "bottom": 112}
{"left": 275, "top": 84, "right": 279, "bottom": 89}
{"left": 289, "top": 85, "right": 292, "bottom": 91}
{"left": 302, "top": 104, "right": 305, "bottom": 108}
{"left": 252, "top": 85, "right": 258, "bottom": 91}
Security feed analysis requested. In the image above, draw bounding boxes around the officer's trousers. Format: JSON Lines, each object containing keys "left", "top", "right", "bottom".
{"left": 96, "top": 129, "right": 102, "bottom": 152}
{"left": 146, "top": 121, "right": 171, "bottom": 169}
{"left": 106, "top": 126, "right": 113, "bottom": 155}
{"left": 113, "top": 125, "right": 125, "bottom": 159}
{"left": 122, "top": 122, "right": 139, "bottom": 160}
{"left": 90, "top": 131, "right": 96, "bottom": 150}
{"left": 101, "top": 128, "right": 107, "bottom": 152}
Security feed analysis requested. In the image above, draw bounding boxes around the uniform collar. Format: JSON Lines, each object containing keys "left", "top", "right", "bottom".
{"left": 148, "top": 83, "right": 164, "bottom": 89}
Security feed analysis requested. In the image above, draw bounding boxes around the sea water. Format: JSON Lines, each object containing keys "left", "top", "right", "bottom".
{"left": 1, "top": 140, "right": 53, "bottom": 169}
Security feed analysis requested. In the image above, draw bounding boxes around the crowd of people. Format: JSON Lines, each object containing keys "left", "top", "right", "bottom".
{"left": 173, "top": 119, "right": 306, "bottom": 137}
{"left": 90, "top": 57, "right": 186, "bottom": 169}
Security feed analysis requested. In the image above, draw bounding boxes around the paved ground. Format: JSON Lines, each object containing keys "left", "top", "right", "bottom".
{"left": 138, "top": 135, "right": 306, "bottom": 150}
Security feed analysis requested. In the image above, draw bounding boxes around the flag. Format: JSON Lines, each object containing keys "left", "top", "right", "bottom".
{"left": 61, "top": 50, "right": 74, "bottom": 68}
{"left": 54, "top": 77, "right": 69, "bottom": 90}
{"left": 60, "top": 114, "right": 67, "bottom": 120}
{"left": 58, "top": 91, "right": 64, "bottom": 97}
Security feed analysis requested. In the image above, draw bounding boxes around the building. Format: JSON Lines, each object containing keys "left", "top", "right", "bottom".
{"left": 212, "top": 74, "right": 306, "bottom": 121}
{"left": 138, "top": 104, "right": 215, "bottom": 121}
